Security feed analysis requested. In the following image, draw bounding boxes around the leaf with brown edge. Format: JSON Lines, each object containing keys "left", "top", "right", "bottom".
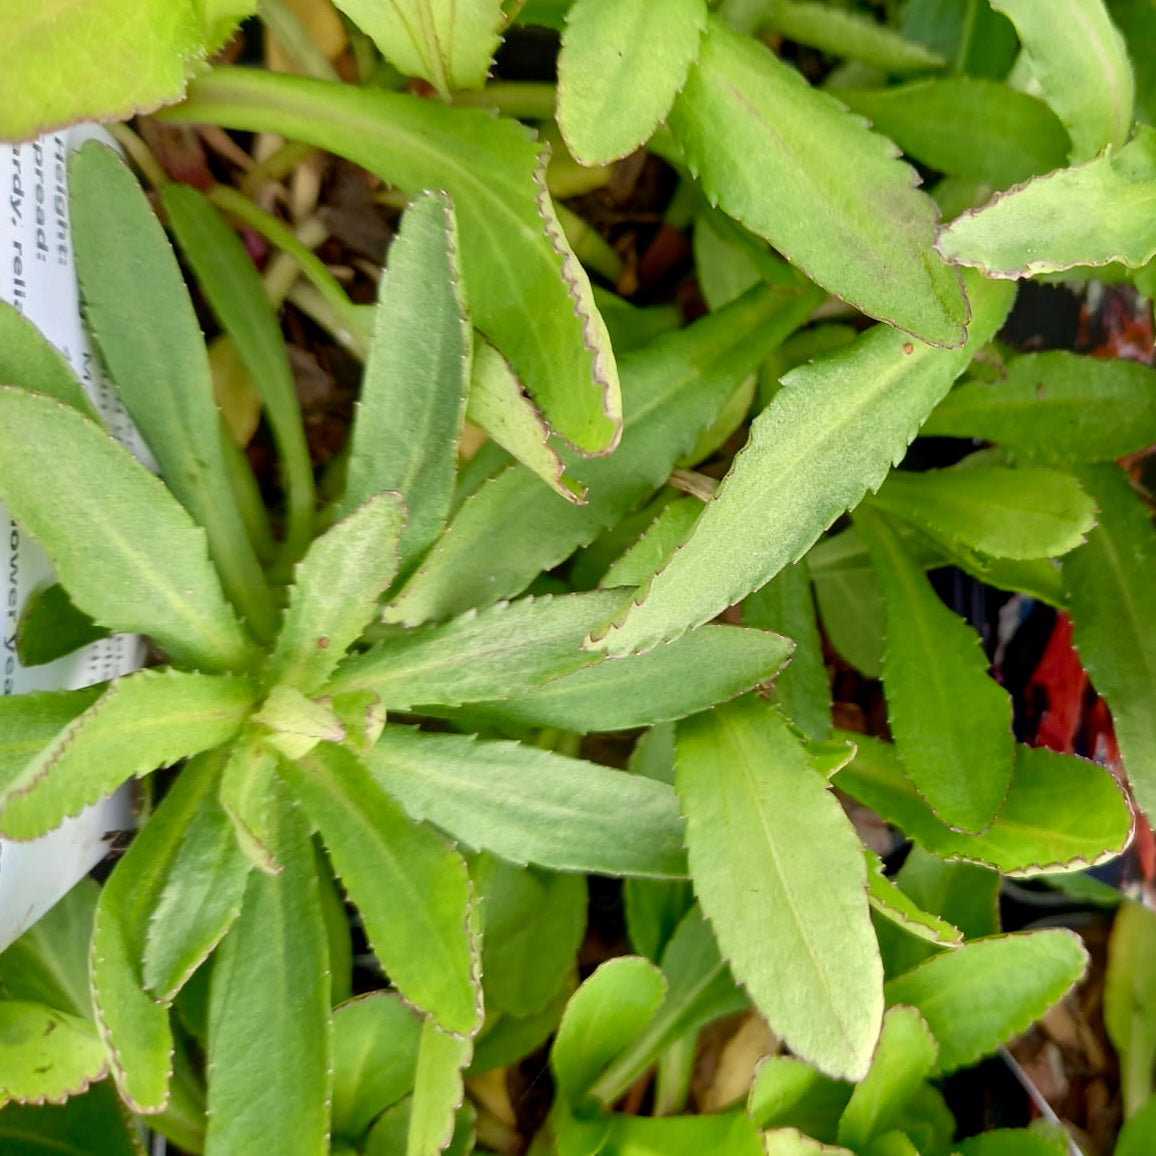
{"left": 0, "top": 1003, "right": 107, "bottom": 1106}
{"left": 668, "top": 17, "right": 968, "bottom": 346}
{"left": 884, "top": 930, "right": 1088, "bottom": 1074}
{"left": 164, "top": 67, "right": 622, "bottom": 457}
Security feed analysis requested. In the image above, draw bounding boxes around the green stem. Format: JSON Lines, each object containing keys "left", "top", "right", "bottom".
{"left": 452, "top": 82, "right": 557, "bottom": 121}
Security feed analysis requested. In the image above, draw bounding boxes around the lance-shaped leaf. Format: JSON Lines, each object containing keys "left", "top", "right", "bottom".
{"left": 0, "top": 301, "right": 96, "bottom": 417}
{"left": 91, "top": 749, "right": 223, "bottom": 1113}
{"left": 466, "top": 623, "right": 793, "bottom": 732}
{"left": 764, "top": 1129, "right": 855, "bottom": 1155}
{"left": 552, "top": 956, "right": 667, "bottom": 1108}
{"left": 0, "top": 669, "right": 255, "bottom": 841}
{"left": 218, "top": 732, "right": 281, "bottom": 873}
{"left": 1064, "top": 464, "right": 1156, "bottom": 821}
{"left": 0, "top": 686, "right": 102, "bottom": 794}
{"left": 162, "top": 182, "right": 315, "bottom": 564}
{"left": 473, "top": 856, "right": 587, "bottom": 1018}
{"left": 266, "top": 493, "right": 406, "bottom": 694}
{"left": 865, "top": 851, "right": 963, "bottom": 948}
{"left": 332, "top": 0, "right": 505, "bottom": 95}
{"left": 0, "top": 388, "right": 252, "bottom": 672}
{"left": 748, "top": 1057, "right": 852, "bottom": 1139}
{"left": 588, "top": 904, "right": 748, "bottom": 1107}
{"left": 407, "top": 1019, "right": 473, "bottom": 1156}
{"left": 284, "top": 745, "right": 481, "bottom": 1036}
{"left": 16, "top": 583, "right": 109, "bottom": 669}
{"left": 387, "top": 280, "right": 821, "bottom": 624}
{"left": 0, "top": 0, "right": 252, "bottom": 141}
{"left": 836, "top": 733, "right": 1132, "bottom": 875}
{"left": 0, "top": 1003, "right": 107, "bottom": 1105}
{"left": 676, "top": 697, "right": 883, "bottom": 1080}
{"left": 743, "top": 560, "right": 830, "bottom": 740}
{"left": 166, "top": 67, "right": 621, "bottom": 456}
{"left": 668, "top": 18, "right": 967, "bottom": 345}
{"left": 924, "top": 351, "right": 1156, "bottom": 463}
{"left": 205, "top": 792, "right": 332, "bottom": 1155}
{"left": 339, "top": 193, "right": 469, "bottom": 572}
{"left": 600, "top": 497, "right": 703, "bottom": 590}
{"left": 141, "top": 789, "right": 252, "bottom": 1003}
{"left": 557, "top": 0, "right": 708, "bottom": 165}
{"left": 937, "top": 126, "right": 1156, "bottom": 277}
{"left": 761, "top": 0, "right": 946, "bottom": 73}
{"left": 601, "top": 1113, "right": 763, "bottom": 1155}
{"left": 854, "top": 505, "right": 1013, "bottom": 833}
{"left": 956, "top": 1129, "right": 1070, "bottom": 1156}
{"left": 883, "top": 930, "right": 1088, "bottom": 1073}
{"left": 326, "top": 590, "right": 631, "bottom": 707}
{"left": 597, "top": 274, "right": 1015, "bottom": 657}
{"left": 1118, "top": 1095, "right": 1156, "bottom": 1156}
{"left": 870, "top": 466, "right": 1095, "bottom": 562}
{"left": 988, "top": 0, "right": 1133, "bottom": 162}
{"left": 364, "top": 727, "right": 687, "bottom": 878}
{"left": 838, "top": 1007, "right": 938, "bottom": 1150}
{"left": 70, "top": 143, "right": 276, "bottom": 639}
{"left": 836, "top": 80, "right": 1070, "bottom": 189}
{"left": 332, "top": 994, "right": 423, "bottom": 1142}
{"left": 0, "top": 1082, "right": 144, "bottom": 1154}
{"left": 466, "top": 339, "right": 583, "bottom": 503}
{"left": 1104, "top": 900, "right": 1156, "bottom": 1117}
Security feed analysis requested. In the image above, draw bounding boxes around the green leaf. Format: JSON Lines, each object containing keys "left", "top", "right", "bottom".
{"left": 407, "top": 1019, "right": 472, "bottom": 1156}
{"left": 364, "top": 727, "right": 688, "bottom": 878}
{"left": 473, "top": 856, "right": 586, "bottom": 1018}
{"left": 988, "top": 0, "right": 1134, "bottom": 161}
{"left": 331, "top": 0, "right": 505, "bottom": 95}
{"left": 1117, "top": 1090, "right": 1156, "bottom": 1155}
{"left": 864, "top": 851, "right": 963, "bottom": 948}
{"left": 955, "top": 1127, "right": 1070, "bottom": 1155}
{"left": 266, "top": 493, "right": 406, "bottom": 694}
{"left": 668, "top": 18, "right": 967, "bottom": 345}
{"left": 883, "top": 930, "right": 1088, "bottom": 1073}
{"left": 748, "top": 1057, "right": 852, "bottom": 1141}
{"left": 0, "top": 1082, "right": 143, "bottom": 1155}
{"left": 205, "top": 790, "right": 332, "bottom": 1155}
{"left": 588, "top": 904, "right": 748, "bottom": 1107}
{"left": 676, "top": 698, "right": 883, "bottom": 1079}
{"left": 1063, "top": 464, "right": 1156, "bottom": 821}
{"left": 332, "top": 994, "right": 423, "bottom": 1142}
{"left": 0, "top": 669, "right": 255, "bottom": 841}
{"left": 1111, "top": 0, "right": 1156, "bottom": 125}
{"left": 468, "top": 623, "right": 794, "bottom": 733}
{"left": 762, "top": 0, "right": 946, "bottom": 73}
{"left": 470, "top": 981, "right": 573, "bottom": 1075}
{"left": 743, "top": 560, "right": 831, "bottom": 740}
{"left": 162, "top": 183, "right": 315, "bottom": 564}
{"left": 252, "top": 685, "right": 345, "bottom": 760}
{"left": 70, "top": 143, "right": 276, "bottom": 639}
{"left": 218, "top": 734, "right": 281, "bottom": 872}
{"left": 91, "top": 750, "right": 223, "bottom": 1113}
{"left": 0, "top": 879, "right": 97, "bottom": 1018}
{"left": 551, "top": 956, "right": 667, "bottom": 1108}
{"left": 873, "top": 464, "right": 1091, "bottom": 564}
{"left": 0, "top": 388, "right": 253, "bottom": 672}
{"left": 168, "top": 68, "right": 621, "bottom": 456}
{"left": 339, "top": 193, "right": 469, "bottom": 571}
{"left": 862, "top": 1133, "right": 920, "bottom": 1156}
{"left": 15, "top": 584, "right": 108, "bottom": 668}
{"left": 0, "top": 687, "right": 102, "bottom": 795}
{"left": 899, "top": 0, "right": 1017, "bottom": 77}
{"left": 0, "top": 1, "right": 253, "bottom": 141}
{"left": 923, "top": 351, "right": 1156, "bottom": 462}
{"left": 937, "top": 126, "right": 1156, "bottom": 276}
{"left": 624, "top": 875, "right": 694, "bottom": 959}
{"left": 0, "top": 302, "right": 96, "bottom": 417}
{"left": 836, "top": 80, "right": 1070, "bottom": 188}
{"left": 1104, "top": 900, "right": 1156, "bottom": 1116}
{"left": 854, "top": 504, "right": 1013, "bottom": 833}
{"left": 557, "top": 0, "right": 708, "bottom": 165}
{"left": 386, "top": 280, "right": 820, "bottom": 624}
{"left": 0, "top": 1003, "right": 106, "bottom": 1105}
{"left": 601, "top": 1113, "right": 763, "bottom": 1155}
{"left": 813, "top": 558, "right": 885, "bottom": 677}
{"left": 465, "top": 340, "right": 584, "bottom": 504}
{"left": 836, "top": 734, "right": 1132, "bottom": 875}
{"left": 597, "top": 273, "right": 1014, "bottom": 656}
{"left": 140, "top": 789, "right": 251, "bottom": 1003}
{"left": 328, "top": 590, "right": 630, "bottom": 706}
{"left": 601, "top": 497, "right": 703, "bottom": 590}
{"left": 838, "top": 1007, "right": 938, "bottom": 1149}
{"left": 285, "top": 745, "right": 481, "bottom": 1036}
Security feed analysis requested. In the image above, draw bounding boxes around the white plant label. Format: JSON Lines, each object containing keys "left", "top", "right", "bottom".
{"left": 0, "top": 127, "right": 148, "bottom": 951}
